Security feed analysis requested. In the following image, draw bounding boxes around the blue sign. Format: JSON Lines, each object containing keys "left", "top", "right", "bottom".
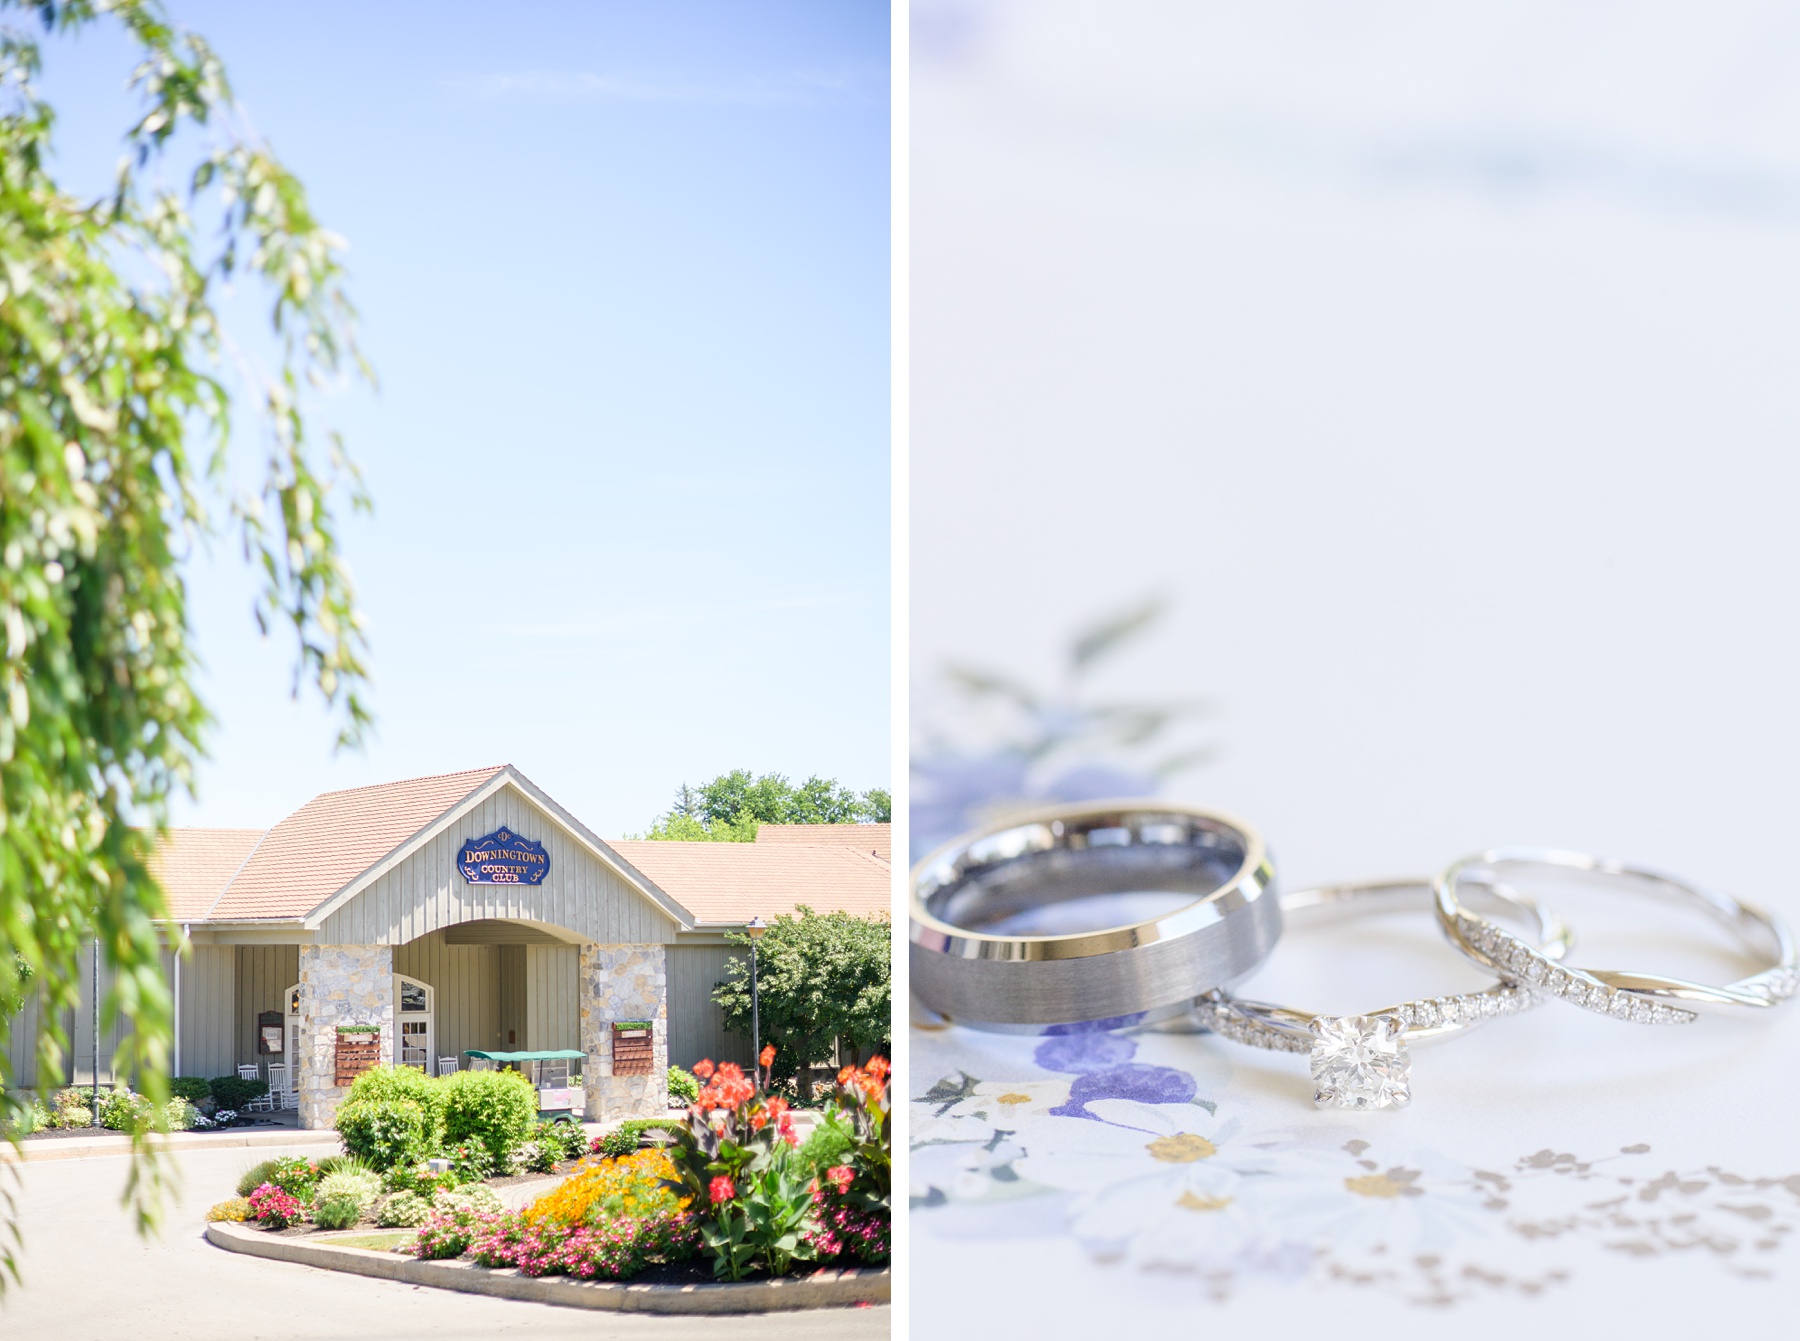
{"left": 458, "top": 827, "right": 550, "bottom": 886}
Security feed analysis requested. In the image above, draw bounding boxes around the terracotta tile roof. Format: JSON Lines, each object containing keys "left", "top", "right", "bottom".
{"left": 606, "top": 839, "right": 891, "bottom": 926}
{"left": 756, "top": 823, "right": 891, "bottom": 863}
{"left": 205, "top": 766, "right": 509, "bottom": 920}
{"left": 148, "top": 828, "right": 266, "bottom": 920}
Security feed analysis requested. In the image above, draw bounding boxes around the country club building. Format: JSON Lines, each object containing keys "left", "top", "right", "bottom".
{"left": 2, "top": 765, "right": 890, "bottom": 1128}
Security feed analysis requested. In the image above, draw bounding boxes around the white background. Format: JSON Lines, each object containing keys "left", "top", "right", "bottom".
{"left": 909, "top": 0, "right": 1800, "bottom": 1331}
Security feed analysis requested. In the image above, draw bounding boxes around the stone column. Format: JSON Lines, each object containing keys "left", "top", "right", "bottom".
{"left": 297, "top": 943, "right": 394, "bottom": 1130}
{"left": 579, "top": 943, "right": 668, "bottom": 1122}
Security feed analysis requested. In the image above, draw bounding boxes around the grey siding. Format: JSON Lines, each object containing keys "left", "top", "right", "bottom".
{"left": 497, "top": 945, "right": 527, "bottom": 1052}
{"left": 7, "top": 941, "right": 310, "bottom": 1090}
{"left": 393, "top": 931, "right": 502, "bottom": 1065}
{"left": 5, "top": 942, "right": 179, "bottom": 1090}
{"left": 233, "top": 945, "right": 298, "bottom": 1073}
{"left": 3, "top": 973, "right": 45, "bottom": 1090}
{"left": 177, "top": 945, "right": 236, "bottom": 1079}
{"left": 525, "top": 944, "right": 579, "bottom": 1051}
{"left": 667, "top": 944, "right": 752, "bottom": 1070}
{"left": 317, "top": 785, "right": 680, "bottom": 946}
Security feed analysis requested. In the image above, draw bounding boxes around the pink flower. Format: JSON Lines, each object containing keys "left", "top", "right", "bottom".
{"left": 708, "top": 1175, "right": 736, "bottom": 1204}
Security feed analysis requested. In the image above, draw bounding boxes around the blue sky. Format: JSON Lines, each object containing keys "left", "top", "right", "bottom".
{"left": 35, "top": 1, "right": 890, "bottom": 835}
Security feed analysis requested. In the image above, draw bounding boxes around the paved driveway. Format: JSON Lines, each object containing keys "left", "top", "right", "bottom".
{"left": 0, "top": 1143, "right": 889, "bottom": 1339}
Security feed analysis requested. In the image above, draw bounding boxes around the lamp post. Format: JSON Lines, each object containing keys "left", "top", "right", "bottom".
{"left": 745, "top": 916, "right": 766, "bottom": 1086}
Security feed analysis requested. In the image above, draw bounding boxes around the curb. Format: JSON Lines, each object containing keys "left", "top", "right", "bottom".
{"left": 204, "top": 1221, "right": 889, "bottom": 1314}
{"left": 4, "top": 1128, "right": 339, "bottom": 1165}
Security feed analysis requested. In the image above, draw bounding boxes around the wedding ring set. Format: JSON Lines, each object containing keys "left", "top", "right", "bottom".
{"left": 909, "top": 801, "right": 1799, "bottom": 1111}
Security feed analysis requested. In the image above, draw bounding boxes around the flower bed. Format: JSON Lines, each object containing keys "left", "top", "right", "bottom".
{"left": 200, "top": 1048, "right": 890, "bottom": 1293}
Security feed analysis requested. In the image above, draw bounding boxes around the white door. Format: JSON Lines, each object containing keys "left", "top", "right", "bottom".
{"left": 283, "top": 983, "right": 302, "bottom": 1077}
{"left": 395, "top": 974, "right": 434, "bottom": 1072}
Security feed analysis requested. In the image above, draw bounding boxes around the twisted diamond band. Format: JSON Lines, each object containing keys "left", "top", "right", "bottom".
{"left": 1436, "top": 848, "right": 1799, "bottom": 1025}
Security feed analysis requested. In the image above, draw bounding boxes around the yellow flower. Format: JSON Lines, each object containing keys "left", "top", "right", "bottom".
{"left": 525, "top": 1148, "right": 688, "bottom": 1226}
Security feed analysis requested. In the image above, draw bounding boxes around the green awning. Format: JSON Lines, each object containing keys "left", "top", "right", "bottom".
{"left": 462, "top": 1049, "right": 585, "bottom": 1062}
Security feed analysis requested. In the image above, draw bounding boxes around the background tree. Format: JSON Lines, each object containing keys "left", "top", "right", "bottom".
{"left": 641, "top": 769, "right": 888, "bottom": 841}
{"left": 0, "top": 0, "right": 369, "bottom": 1278}
{"left": 711, "top": 908, "right": 889, "bottom": 1099}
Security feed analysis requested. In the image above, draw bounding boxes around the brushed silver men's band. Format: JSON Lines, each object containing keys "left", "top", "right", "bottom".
{"left": 909, "top": 800, "right": 1281, "bottom": 1031}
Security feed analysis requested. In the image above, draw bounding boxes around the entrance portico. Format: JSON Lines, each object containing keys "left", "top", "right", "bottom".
{"left": 183, "top": 765, "right": 687, "bottom": 1128}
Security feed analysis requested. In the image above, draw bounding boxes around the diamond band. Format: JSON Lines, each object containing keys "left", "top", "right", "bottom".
{"left": 1436, "top": 850, "right": 1798, "bottom": 1025}
{"left": 1199, "top": 877, "right": 1570, "bottom": 1110}
{"left": 1448, "top": 912, "right": 1697, "bottom": 1025}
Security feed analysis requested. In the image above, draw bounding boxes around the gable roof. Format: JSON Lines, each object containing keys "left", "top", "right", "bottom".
{"left": 756, "top": 823, "right": 890, "bottom": 863}
{"left": 606, "top": 839, "right": 891, "bottom": 926}
{"left": 204, "top": 766, "right": 511, "bottom": 921}
{"left": 149, "top": 828, "right": 265, "bottom": 920}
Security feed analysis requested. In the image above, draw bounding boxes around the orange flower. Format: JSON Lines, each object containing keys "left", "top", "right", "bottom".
{"left": 692, "top": 1059, "right": 715, "bottom": 1080}
{"left": 865, "top": 1056, "right": 890, "bottom": 1081}
{"left": 759, "top": 1044, "right": 776, "bottom": 1068}
{"left": 837, "top": 1064, "right": 856, "bottom": 1086}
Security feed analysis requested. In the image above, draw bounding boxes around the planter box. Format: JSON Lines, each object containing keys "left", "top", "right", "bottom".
{"left": 334, "top": 1037, "right": 381, "bottom": 1087}
{"left": 611, "top": 1023, "right": 654, "bottom": 1076}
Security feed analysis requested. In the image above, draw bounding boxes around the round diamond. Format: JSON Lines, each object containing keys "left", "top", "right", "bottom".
{"left": 1629, "top": 998, "right": 1653, "bottom": 1023}
{"left": 1609, "top": 993, "right": 1633, "bottom": 1018}
{"left": 1414, "top": 1000, "right": 1439, "bottom": 1029}
{"left": 1311, "top": 1015, "right": 1412, "bottom": 1111}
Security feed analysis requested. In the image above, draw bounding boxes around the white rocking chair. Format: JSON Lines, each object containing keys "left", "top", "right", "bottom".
{"left": 240, "top": 1063, "right": 274, "bottom": 1112}
{"left": 266, "top": 1063, "right": 296, "bottom": 1111}
{"left": 437, "top": 1056, "right": 459, "bottom": 1075}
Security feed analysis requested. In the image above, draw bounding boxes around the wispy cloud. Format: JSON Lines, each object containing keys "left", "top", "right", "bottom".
{"left": 441, "top": 68, "right": 886, "bottom": 108}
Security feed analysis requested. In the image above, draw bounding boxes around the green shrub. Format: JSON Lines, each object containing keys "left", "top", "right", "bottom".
{"left": 795, "top": 1110, "right": 854, "bottom": 1175}
{"left": 47, "top": 1089, "right": 95, "bottom": 1128}
{"left": 336, "top": 1098, "right": 427, "bottom": 1172}
{"left": 594, "top": 1118, "right": 680, "bottom": 1158}
{"left": 208, "top": 1075, "right": 268, "bottom": 1111}
{"left": 345, "top": 1066, "right": 447, "bottom": 1147}
{"left": 237, "top": 1159, "right": 282, "bottom": 1199}
{"left": 374, "top": 1190, "right": 430, "bottom": 1228}
{"left": 667, "top": 1066, "right": 699, "bottom": 1105}
{"left": 317, "top": 1166, "right": 383, "bottom": 1217}
{"left": 523, "top": 1119, "right": 589, "bottom": 1172}
{"left": 439, "top": 1069, "right": 536, "bottom": 1167}
{"left": 313, "top": 1193, "right": 364, "bottom": 1231}
{"left": 445, "top": 1139, "right": 494, "bottom": 1182}
{"left": 169, "top": 1076, "right": 213, "bottom": 1106}
{"left": 164, "top": 1098, "right": 200, "bottom": 1131}
{"left": 263, "top": 1155, "right": 327, "bottom": 1204}
{"left": 435, "top": 1184, "right": 501, "bottom": 1217}
{"left": 99, "top": 1087, "right": 155, "bottom": 1133}
{"left": 3, "top": 1096, "right": 50, "bottom": 1136}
